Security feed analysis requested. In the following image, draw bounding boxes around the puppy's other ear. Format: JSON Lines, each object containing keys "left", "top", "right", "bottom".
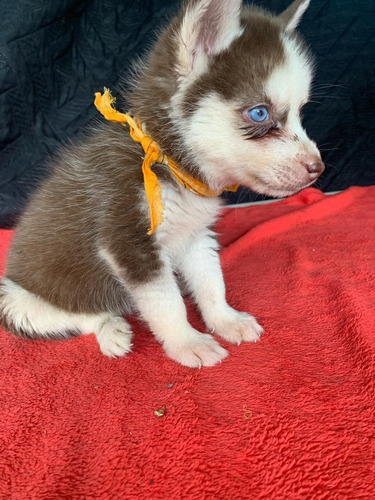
{"left": 175, "top": 0, "right": 242, "bottom": 78}
{"left": 278, "top": 0, "right": 311, "bottom": 32}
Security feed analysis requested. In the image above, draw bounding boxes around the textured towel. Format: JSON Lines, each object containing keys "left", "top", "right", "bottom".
{"left": 0, "top": 186, "right": 374, "bottom": 499}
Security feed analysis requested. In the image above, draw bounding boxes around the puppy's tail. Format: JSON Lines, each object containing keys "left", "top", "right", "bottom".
{"left": 0, "top": 277, "right": 78, "bottom": 340}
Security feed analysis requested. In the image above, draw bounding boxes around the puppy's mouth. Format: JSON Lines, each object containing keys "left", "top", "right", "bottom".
{"left": 245, "top": 174, "right": 318, "bottom": 198}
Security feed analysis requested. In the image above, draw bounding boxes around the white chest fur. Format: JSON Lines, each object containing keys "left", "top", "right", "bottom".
{"left": 155, "top": 182, "right": 223, "bottom": 259}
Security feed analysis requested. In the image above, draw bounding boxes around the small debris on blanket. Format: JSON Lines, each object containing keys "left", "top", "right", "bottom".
{"left": 167, "top": 383, "right": 173, "bottom": 388}
{"left": 243, "top": 406, "right": 253, "bottom": 419}
{"left": 154, "top": 405, "right": 166, "bottom": 417}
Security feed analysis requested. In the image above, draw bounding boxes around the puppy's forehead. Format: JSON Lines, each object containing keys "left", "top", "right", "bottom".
{"left": 265, "top": 36, "right": 313, "bottom": 110}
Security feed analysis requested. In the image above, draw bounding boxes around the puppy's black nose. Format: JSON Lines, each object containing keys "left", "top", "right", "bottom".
{"left": 304, "top": 158, "right": 325, "bottom": 180}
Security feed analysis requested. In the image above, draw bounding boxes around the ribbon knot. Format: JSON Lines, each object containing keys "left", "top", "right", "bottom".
{"left": 140, "top": 136, "right": 155, "bottom": 155}
{"left": 94, "top": 88, "right": 238, "bottom": 235}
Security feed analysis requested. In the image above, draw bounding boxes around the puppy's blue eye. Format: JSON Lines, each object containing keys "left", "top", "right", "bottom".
{"left": 248, "top": 106, "right": 269, "bottom": 122}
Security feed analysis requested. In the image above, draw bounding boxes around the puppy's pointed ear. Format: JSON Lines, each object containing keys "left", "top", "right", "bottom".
{"left": 278, "top": 0, "right": 311, "bottom": 32}
{"left": 175, "top": 0, "right": 242, "bottom": 78}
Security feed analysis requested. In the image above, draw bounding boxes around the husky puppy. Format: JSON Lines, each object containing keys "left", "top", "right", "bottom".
{"left": 0, "top": 0, "right": 324, "bottom": 367}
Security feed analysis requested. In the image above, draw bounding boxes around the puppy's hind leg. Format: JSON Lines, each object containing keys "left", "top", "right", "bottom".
{"left": 0, "top": 277, "right": 133, "bottom": 357}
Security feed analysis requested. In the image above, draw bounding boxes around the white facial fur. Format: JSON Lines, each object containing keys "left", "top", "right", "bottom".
{"left": 266, "top": 36, "right": 312, "bottom": 118}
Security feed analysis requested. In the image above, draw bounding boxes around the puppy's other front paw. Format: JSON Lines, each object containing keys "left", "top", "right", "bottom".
{"left": 209, "top": 308, "right": 264, "bottom": 345}
{"left": 163, "top": 331, "right": 228, "bottom": 368}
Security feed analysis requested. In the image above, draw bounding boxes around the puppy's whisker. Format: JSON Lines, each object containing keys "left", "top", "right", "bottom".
{"left": 320, "top": 147, "right": 340, "bottom": 152}
{"left": 311, "top": 83, "right": 345, "bottom": 91}
{"left": 311, "top": 94, "right": 340, "bottom": 100}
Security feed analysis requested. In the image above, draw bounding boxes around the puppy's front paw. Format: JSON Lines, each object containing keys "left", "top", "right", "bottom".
{"left": 163, "top": 331, "right": 228, "bottom": 368}
{"left": 209, "top": 308, "right": 264, "bottom": 345}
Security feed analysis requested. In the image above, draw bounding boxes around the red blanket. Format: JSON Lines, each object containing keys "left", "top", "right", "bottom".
{"left": 1, "top": 187, "right": 374, "bottom": 499}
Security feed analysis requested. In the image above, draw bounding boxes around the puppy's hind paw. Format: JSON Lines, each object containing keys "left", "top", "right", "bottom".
{"left": 96, "top": 317, "right": 134, "bottom": 358}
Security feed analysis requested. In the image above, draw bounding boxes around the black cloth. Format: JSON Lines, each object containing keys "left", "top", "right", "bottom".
{"left": 1, "top": 0, "right": 374, "bottom": 227}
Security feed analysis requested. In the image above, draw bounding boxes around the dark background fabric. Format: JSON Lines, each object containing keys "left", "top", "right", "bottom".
{"left": 0, "top": 0, "right": 374, "bottom": 228}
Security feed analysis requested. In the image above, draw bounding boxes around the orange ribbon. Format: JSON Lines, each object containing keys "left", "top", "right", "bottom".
{"left": 94, "top": 88, "right": 238, "bottom": 234}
